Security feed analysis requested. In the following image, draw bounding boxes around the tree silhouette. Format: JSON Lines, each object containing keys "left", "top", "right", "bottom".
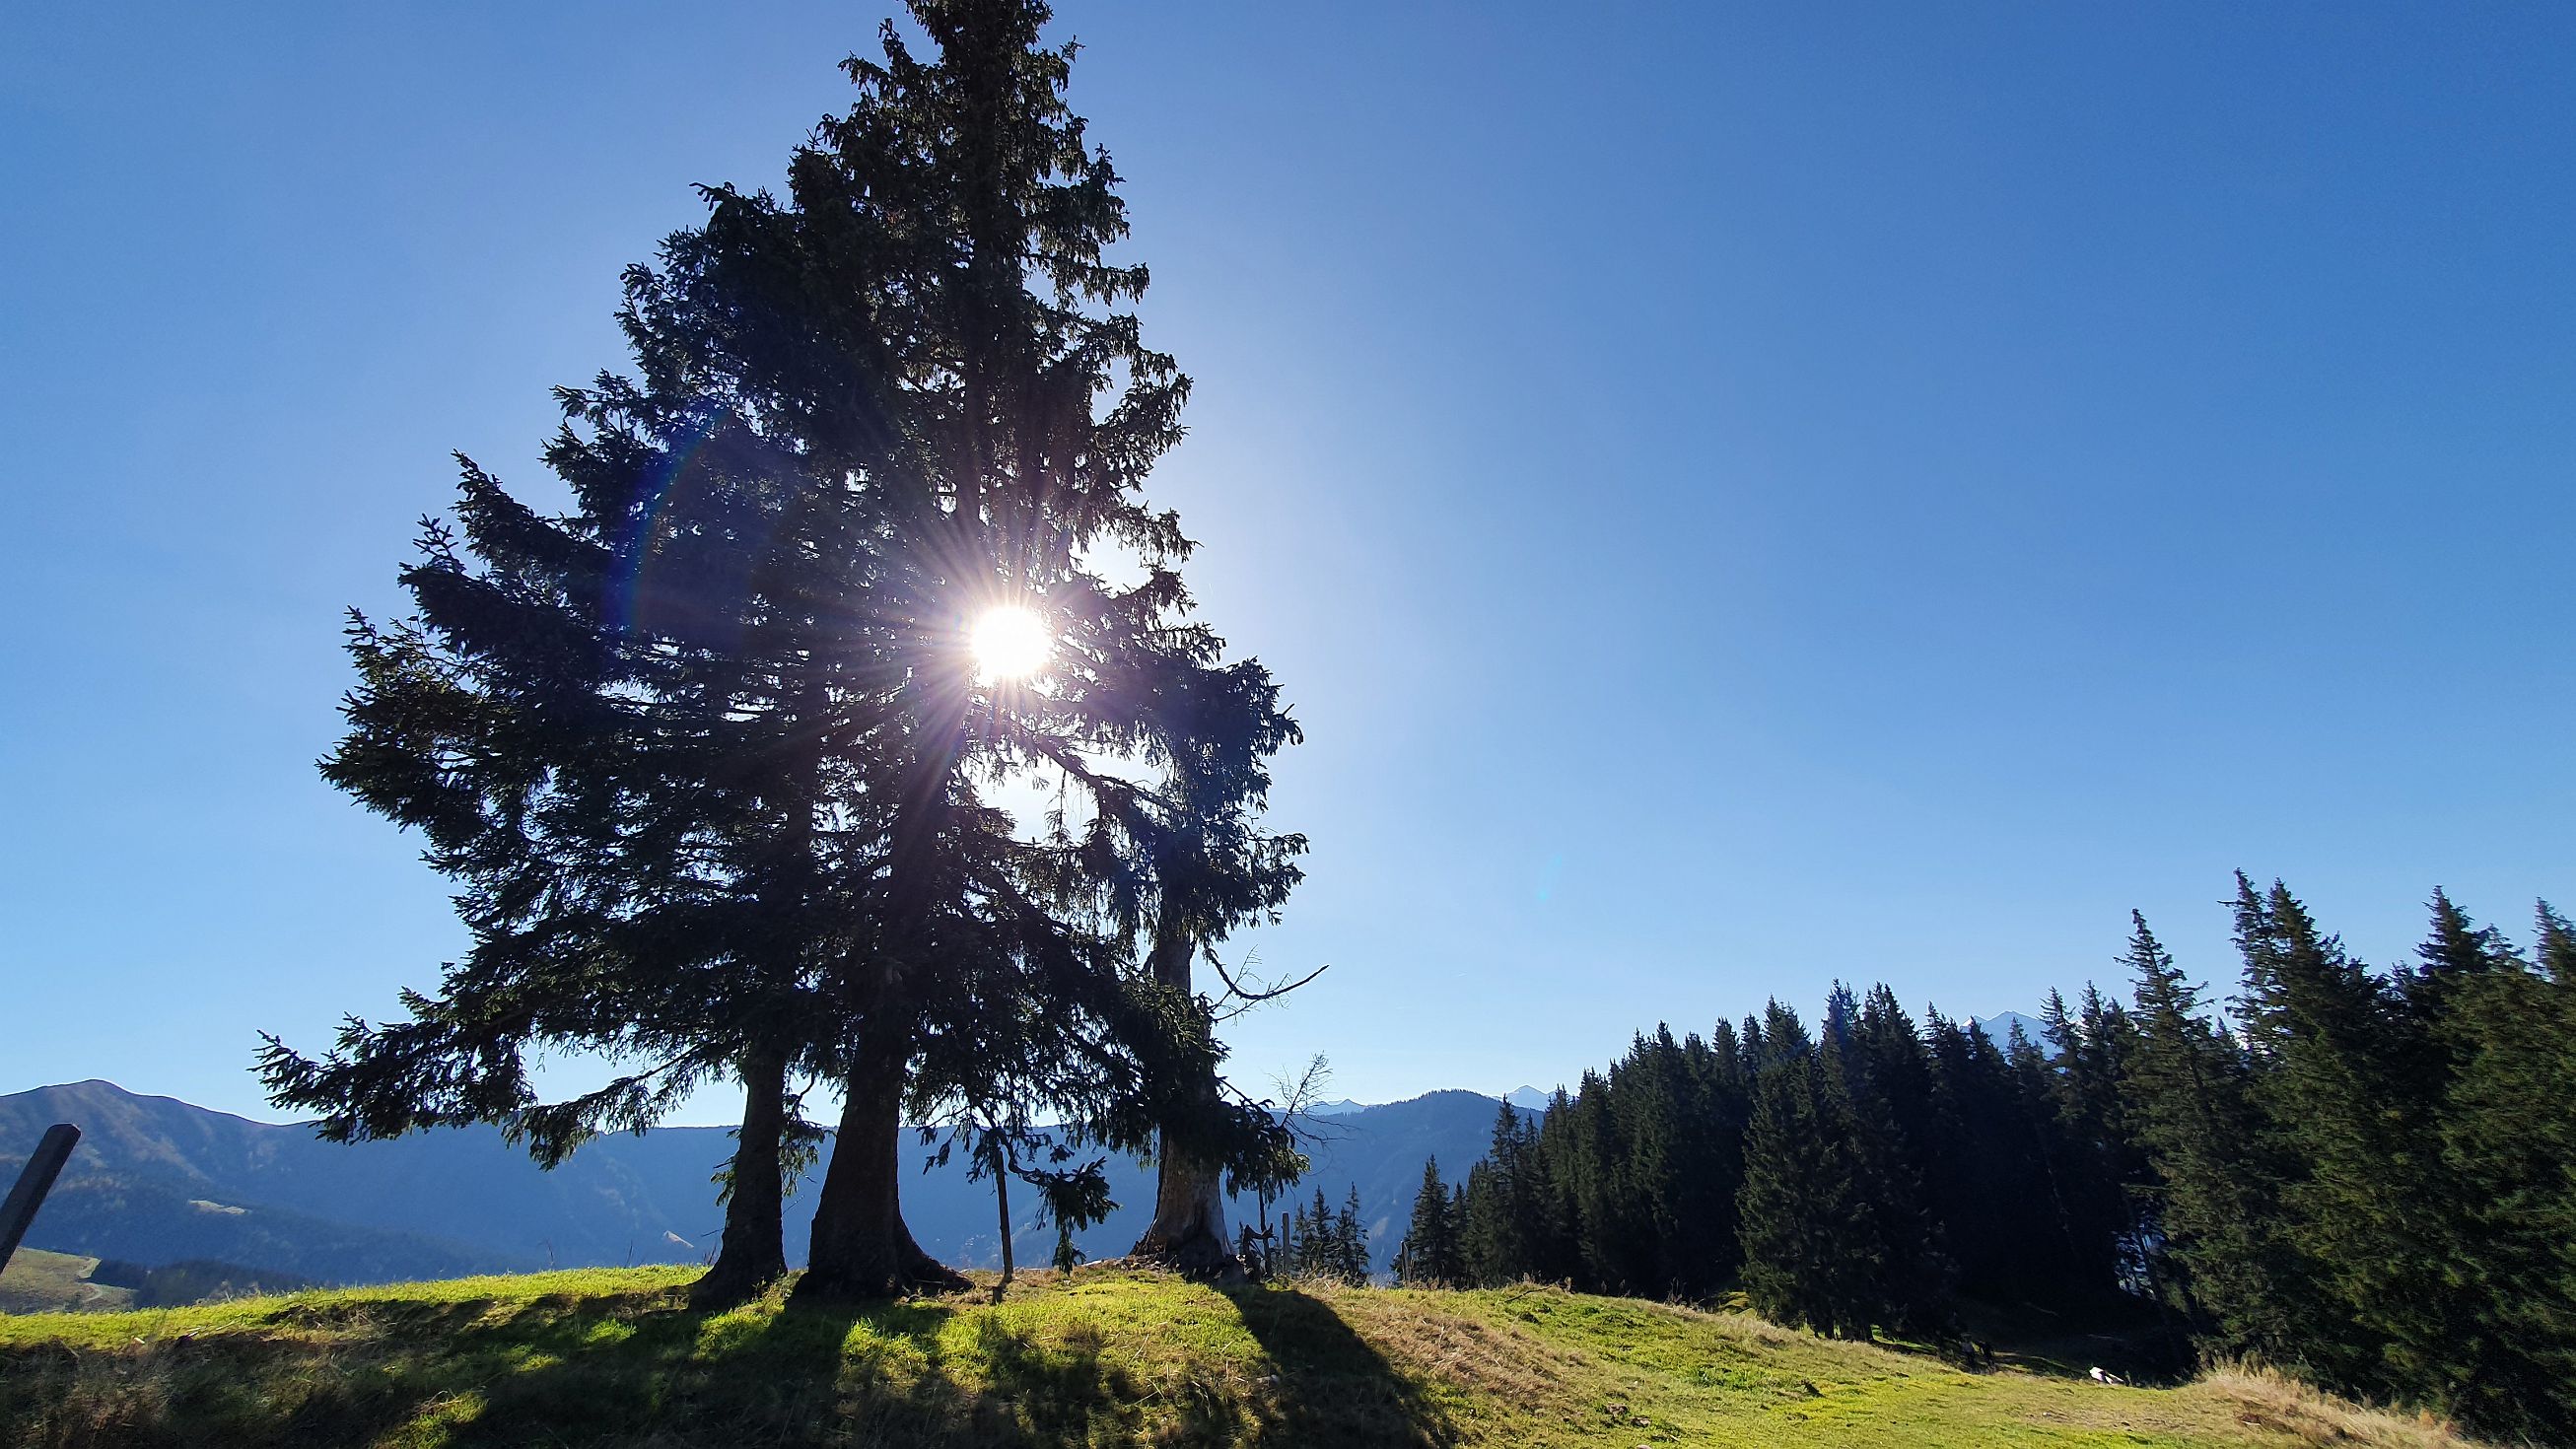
{"left": 262, "top": 0, "right": 1306, "bottom": 1307}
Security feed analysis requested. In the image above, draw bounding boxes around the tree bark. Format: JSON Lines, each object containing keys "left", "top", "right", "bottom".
{"left": 688, "top": 1048, "right": 790, "bottom": 1308}
{"left": 795, "top": 1056, "right": 967, "bottom": 1301}
{"left": 1127, "top": 925, "right": 1242, "bottom": 1280}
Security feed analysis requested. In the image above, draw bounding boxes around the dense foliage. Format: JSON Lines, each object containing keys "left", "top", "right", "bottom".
{"left": 1397, "top": 879, "right": 2576, "bottom": 1442}
{"left": 257, "top": 0, "right": 1303, "bottom": 1306}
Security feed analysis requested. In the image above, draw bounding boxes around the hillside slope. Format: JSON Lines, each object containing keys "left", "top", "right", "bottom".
{"left": 0, "top": 1251, "right": 130, "bottom": 1316}
{"left": 0, "top": 1267, "right": 2475, "bottom": 1448}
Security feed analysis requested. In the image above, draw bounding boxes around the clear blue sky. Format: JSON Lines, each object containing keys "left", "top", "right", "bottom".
{"left": 4, "top": 3, "right": 2569, "bottom": 1124}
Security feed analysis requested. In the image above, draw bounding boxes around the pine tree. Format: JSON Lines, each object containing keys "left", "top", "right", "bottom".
{"left": 786, "top": 0, "right": 1241, "bottom": 1304}
{"left": 2234, "top": 877, "right": 2417, "bottom": 1385}
{"left": 1737, "top": 1003, "right": 1876, "bottom": 1339}
{"left": 257, "top": 372, "right": 865, "bottom": 1309}
{"left": 2005, "top": 1016, "right": 2129, "bottom": 1307}
{"left": 1525, "top": 1087, "right": 1580, "bottom": 1283}
{"left": 2122, "top": 907, "right": 2302, "bottom": 1360}
{"left": 1337, "top": 1185, "right": 1370, "bottom": 1283}
{"left": 1845, "top": 986, "right": 1953, "bottom": 1328}
{"left": 2538, "top": 900, "right": 2576, "bottom": 983}
{"left": 1918, "top": 1010, "right": 2022, "bottom": 1300}
{"left": 265, "top": 0, "right": 1310, "bottom": 1308}
{"left": 1396, "top": 1157, "right": 1464, "bottom": 1286}
{"left": 2422, "top": 900, "right": 2576, "bottom": 1438}
{"left": 2407, "top": 888, "right": 2510, "bottom": 1041}
{"left": 1283, "top": 1198, "right": 1305, "bottom": 1276}
{"left": 1690, "top": 1018, "right": 1754, "bottom": 1293}
{"left": 1459, "top": 1099, "right": 1537, "bottom": 1285}
{"left": 1299, "top": 1187, "right": 1335, "bottom": 1278}
{"left": 1123, "top": 658, "right": 1308, "bottom": 1276}
{"left": 2042, "top": 984, "right": 2151, "bottom": 1302}
{"left": 1562, "top": 1068, "right": 1643, "bottom": 1292}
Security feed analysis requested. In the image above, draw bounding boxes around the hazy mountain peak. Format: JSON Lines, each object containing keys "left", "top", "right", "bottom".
{"left": 1969, "top": 1010, "right": 2047, "bottom": 1046}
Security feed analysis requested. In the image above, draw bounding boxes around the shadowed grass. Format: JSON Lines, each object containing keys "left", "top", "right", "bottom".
{"left": 0, "top": 1267, "right": 2485, "bottom": 1447}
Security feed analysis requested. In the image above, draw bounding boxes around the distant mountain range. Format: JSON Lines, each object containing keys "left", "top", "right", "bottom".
{"left": 0, "top": 1080, "right": 1533, "bottom": 1289}
{"left": 1314, "top": 1086, "right": 1552, "bottom": 1117}
{"left": 3, "top": 1033, "right": 2052, "bottom": 1296}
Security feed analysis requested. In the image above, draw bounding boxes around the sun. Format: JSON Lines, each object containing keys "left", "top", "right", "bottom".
{"left": 969, "top": 604, "right": 1051, "bottom": 684}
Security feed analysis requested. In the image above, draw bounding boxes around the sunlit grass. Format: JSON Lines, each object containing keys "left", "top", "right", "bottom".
{"left": 0, "top": 1265, "right": 2481, "bottom": 1447}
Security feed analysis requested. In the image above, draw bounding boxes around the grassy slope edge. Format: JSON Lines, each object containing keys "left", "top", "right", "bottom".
{"left": 0, "top": 1252, "right": 132, "bottom": 1317}
{"left": 0, "top": 1267, "right": 2480, "bottom": 1448}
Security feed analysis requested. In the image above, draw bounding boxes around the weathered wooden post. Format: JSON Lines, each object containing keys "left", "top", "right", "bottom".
{"left": 0, "top": 1124, "right": 82, "bottom": 1277}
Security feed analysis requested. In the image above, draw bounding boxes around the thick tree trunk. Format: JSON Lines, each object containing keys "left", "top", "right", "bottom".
{"left": 795, "top": 1057, "right": 966, "bottom": 1302}
{"left": 1132, "top": 1136, "right": 1238, "bottom": 1276}
{"left": 1127, "top": 925, "right": 1242, "bottom": 1280}
{"left": 688, "top": 1048, "right": 790, "bottom": 1308}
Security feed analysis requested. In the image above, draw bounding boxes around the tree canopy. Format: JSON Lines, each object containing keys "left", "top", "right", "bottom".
{"left": 261, "top": 0, "right": 1305, "bottom": 1306}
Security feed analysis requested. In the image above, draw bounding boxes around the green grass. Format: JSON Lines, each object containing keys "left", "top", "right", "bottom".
{"left": 0, "top": 1265, "right": 2478, "bottom": 1447}
{"left": 0, "top": 1251, "right": 131, "bottom": 1317}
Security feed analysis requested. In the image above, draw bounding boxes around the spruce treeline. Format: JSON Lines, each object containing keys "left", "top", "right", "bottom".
{"left": 1396, "top": 880, "right": 2576, "bottom": 1442}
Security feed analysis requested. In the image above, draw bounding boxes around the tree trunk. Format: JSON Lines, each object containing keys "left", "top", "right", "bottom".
{"left": 795, "top": 1057, "right": 966, "bottom": 1302}
{"left": 688, "top": 1048, "right": 790, "bottom": 1308}
{"left": 1127, "top": 925, "right": 1242, "bottom": 1280}
{"left": 991, "top": 1138, "right": 1014, "bottom": 1300}
{"left": 1132, "top": 1135, "right": 1238, "bottom": 1277}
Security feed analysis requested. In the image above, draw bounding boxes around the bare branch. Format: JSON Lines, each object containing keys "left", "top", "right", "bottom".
{"left": 1209, "top": 947, "right": 1327, "bottom": 1020}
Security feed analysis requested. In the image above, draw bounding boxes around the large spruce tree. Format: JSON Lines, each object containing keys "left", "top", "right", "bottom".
{"left": 265, "top": 0, "right": 1304, "bottom": 1306}
{"left": 1121, "top": 661, "right": 1308, "bottom": 1277}
{"left": 260, "top": 414, "right": 862, "bottom": 1305}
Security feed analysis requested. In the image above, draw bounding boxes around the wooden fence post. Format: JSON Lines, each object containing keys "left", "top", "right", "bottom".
{"left": 0, "top": 1124, "right": 83, "bottom": 1277}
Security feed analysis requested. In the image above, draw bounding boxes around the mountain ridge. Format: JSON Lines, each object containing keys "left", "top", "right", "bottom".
{"left": 0, "top": 1080, "right": 1527, "bottom": 1289}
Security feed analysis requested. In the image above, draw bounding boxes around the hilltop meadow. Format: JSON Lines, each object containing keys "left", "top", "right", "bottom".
{"left": 5, "top": 4, "right": 2563, "bottom": 1447}
{"left": 0, "top": 1266, "right": 2479, "bottom": 1449}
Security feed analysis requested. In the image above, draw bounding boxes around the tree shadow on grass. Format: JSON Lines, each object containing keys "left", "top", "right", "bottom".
{"left": 440, "top": 1284, "right": 1149, "bottom": 1446}
{"left": 1218, "top": 1284, "right": 1458, "bottom": 1448}
{"left": 33, "top": 1276, "right": 1457, "bottom": 1446}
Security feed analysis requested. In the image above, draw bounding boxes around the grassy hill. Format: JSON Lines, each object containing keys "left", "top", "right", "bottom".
{"left": 0, "top": 1266, "right": 2475, "bottom": 1448}
{"left": 0, "top": 1250, "right": 132, "bottom": 1316}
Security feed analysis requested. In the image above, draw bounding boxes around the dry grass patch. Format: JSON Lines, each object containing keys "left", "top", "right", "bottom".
{"left": 2193, "top": 1363, "right": 2474, "bottom": 1449}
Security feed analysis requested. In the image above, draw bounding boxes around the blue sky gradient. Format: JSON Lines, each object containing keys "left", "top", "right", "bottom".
{"left": 3, "top": 3, "right": 2569, "bottom": 1122}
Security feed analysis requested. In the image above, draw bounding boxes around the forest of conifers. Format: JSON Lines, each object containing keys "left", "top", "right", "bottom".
{"left": 1392, "top": 878, "right": 2576, "bottom": 1443}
